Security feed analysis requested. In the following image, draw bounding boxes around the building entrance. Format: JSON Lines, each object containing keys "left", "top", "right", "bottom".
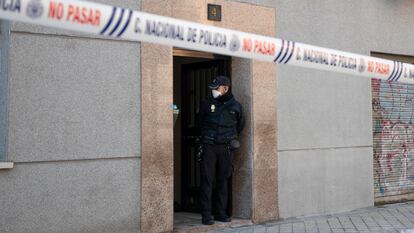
{"left": 140, "top": 2, "right": 278, "bottom": 231}
{"left": 173, "top": 49, "right": 231, "bottom": 216}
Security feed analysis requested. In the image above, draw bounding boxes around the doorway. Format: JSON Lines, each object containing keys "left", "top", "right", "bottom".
{"left": 140, "top": 2, "right": 278, "bottom": 232}
{"left": 173, "top": 49, "right": 231, "bottom": 222}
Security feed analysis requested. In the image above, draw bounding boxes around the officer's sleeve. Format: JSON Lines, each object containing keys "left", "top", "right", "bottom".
{"left": 237, "top": 104, "right": 245, "bottom": 134}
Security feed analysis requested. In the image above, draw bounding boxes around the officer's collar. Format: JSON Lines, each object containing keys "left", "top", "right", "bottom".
{"left": 215, "top": 92, "right": 233, "bottom": 103}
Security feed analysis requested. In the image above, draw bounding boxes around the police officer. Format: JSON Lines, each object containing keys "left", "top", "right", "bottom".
{"left": 198, "top": 75, "right": 245, "bottom": 225}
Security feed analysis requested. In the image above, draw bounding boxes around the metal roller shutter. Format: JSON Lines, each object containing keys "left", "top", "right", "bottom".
{"left": 372, "top": 78, "right": 414, "bottom": 204}
{"left": 372, "top": 52, "right": 414, "bottom": 204}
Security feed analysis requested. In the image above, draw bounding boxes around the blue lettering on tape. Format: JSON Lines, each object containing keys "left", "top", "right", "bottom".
{"left": 0, "top": 0, "right": 21, "bottom": 13}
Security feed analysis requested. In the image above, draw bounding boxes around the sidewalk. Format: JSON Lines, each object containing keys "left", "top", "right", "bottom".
{"left": 210, "top": 202, "right": 414, "bottom": 233}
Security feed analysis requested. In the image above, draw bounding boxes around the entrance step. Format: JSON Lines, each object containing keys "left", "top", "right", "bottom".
{"left": 174, "top": 212, "right": 252, "bottom": 233}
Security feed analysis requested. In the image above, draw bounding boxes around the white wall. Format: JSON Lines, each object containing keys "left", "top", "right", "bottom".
{"left": 0, "top": 1, "right": 142, "bottom": 232}
{"left": 238, "top": 0, "right": 414, "bottom": 218}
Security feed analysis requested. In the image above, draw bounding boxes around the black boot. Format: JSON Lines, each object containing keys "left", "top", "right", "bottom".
{"left": 202, "top": 217, "right": 215, "bottom": 225}
{"left": 215, "top": 215, "right": 231, "bottom": 222}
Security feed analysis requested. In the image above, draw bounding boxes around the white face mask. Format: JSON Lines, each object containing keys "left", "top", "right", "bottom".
{"left": 212, "top": 90, "right": 221, "bottom": 98}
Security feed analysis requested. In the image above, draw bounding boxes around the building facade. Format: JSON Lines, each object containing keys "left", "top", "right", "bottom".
{"left": 0, "top": 0, "right": 413, "bottom": 232}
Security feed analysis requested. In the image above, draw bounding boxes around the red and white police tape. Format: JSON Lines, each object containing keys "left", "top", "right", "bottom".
{"left": 1, "top": 0, "right": 414, "bottom": 83}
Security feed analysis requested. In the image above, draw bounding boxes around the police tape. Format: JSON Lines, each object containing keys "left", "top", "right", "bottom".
{"left": 1, "top": 0, "right": 414, "bottom": 83}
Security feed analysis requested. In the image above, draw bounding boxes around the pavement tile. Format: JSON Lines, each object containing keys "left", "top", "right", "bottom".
{"left": 265, "top": 225, "right": 279, "bottom": 233}
{"left": 206, "top": 202, "right": 414, "bottom": 233}
{"left": 327, "top": 217, "right": 343, "bottom": 229}
{"left": 292, "top": 222, "right": 305, "bottom": 232}
{"left": 279, "top": 223, "right": 292, "bottom": 233}
{"left": 343, "top": 230, "right": 358, "bottom": 233}
{"left": 252, "top": 226, "right": 267, "bottom": 233}
{"left": 238, "top": 228, "right": 254, "bottom": 233}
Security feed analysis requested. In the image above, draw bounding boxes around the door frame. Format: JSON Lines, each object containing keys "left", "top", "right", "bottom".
{"left": 174, "top": 48, "right": 230, "bottom": 60}
{"left": 140, "top": 1, "right": 278, "bottom": 232}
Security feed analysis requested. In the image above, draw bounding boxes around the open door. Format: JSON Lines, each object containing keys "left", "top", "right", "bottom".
{"left": 173, "top": 57, "right": 232, "bottom": 216}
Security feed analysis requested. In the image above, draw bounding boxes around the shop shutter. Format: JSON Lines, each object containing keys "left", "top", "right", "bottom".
{"left": 371, "top": 52, "right": 414, "bottom": 204}
{"left": 372, "top": 78, "right": 414, "bottom": 204}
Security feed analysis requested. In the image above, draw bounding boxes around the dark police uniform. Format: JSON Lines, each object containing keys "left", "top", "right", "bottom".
{"left": 198, "top": 76, "right": 245, "bottom": 224}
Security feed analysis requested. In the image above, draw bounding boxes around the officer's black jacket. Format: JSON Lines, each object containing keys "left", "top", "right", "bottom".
{"left": 199, "top": 92, "right": 245, "bottom": 144}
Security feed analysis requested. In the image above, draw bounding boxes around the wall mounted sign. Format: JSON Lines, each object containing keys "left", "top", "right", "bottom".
{"left": 0, "top": 0, "right": 414, "bottom": 84}
{"left": 207, "top": 4, "right": 221, "bottom": 21}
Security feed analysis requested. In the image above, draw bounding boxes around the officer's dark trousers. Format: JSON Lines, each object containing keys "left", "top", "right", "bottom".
{"left": 200, "top": 144, "right": 233, "bottom": 220}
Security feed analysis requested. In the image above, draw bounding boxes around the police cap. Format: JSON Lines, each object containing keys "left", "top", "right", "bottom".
{"left": 208, "top": 76, "right": 231, "bottom": 89}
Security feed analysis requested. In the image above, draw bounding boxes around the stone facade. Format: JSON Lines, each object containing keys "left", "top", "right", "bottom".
{"left": 0, "top": 0, "right": 413, "bottom": 233}
{"left": 140, "top": 1, "right": 278, "bottom": 231}
{"left": 0, "top": 1, "right": 142, "bottom": 232}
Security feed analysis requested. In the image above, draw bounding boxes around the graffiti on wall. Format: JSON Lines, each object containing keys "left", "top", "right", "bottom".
{"left": 372, "top": 79, "right": 414, "bottom": 198}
